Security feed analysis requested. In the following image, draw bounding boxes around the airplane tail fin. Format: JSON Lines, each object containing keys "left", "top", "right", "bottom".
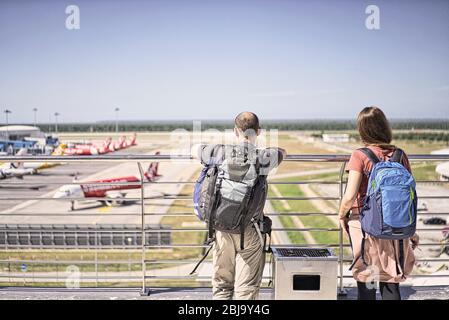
{"left": 129, "top": 133, "right": 137, "bottom": 146}
{"left": 144, "top": 162, "right": 160, "bottom": 181}
{"left": 52, "top": 144, "right": 67, "bottom": 156}
{"left": 104, "top": 137, "right": 112, "bottom": 146}
{"left": 144, "top": 152, "right": 161, "bottom": 181}
{"left": 11, "top": 148, "right": 28, "bottom": 169}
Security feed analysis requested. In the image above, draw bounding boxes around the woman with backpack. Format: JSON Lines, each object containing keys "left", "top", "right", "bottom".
{"left": 338, "top": 106, "right": 420, "bottom": 300}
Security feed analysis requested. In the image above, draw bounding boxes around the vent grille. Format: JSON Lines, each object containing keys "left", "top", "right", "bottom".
{"left": 275, "top": 248, "right": 332, "bottom": 258}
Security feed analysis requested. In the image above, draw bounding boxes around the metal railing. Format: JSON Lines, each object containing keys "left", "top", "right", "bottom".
{"left": 0, "top": 153, "right": 448, "bottom": 295}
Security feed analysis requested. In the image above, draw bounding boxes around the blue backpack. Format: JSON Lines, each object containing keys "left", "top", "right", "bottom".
{"left": 193, "top": 160, "right": 218, "bottom": 221}
{"left": 352, "top": 148, "right": 417, "bottom": 276}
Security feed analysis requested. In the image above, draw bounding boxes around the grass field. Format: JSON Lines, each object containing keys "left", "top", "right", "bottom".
{"left": 154, "top": 179, "right": 205, "bottom": 260}
{"left": 269, "top": 183, "right": 340, "bottom": 246}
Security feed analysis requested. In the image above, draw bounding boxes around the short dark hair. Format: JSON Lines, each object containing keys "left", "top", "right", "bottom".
{"left": 234, "top": 112, "right": 260, "bottom": 137}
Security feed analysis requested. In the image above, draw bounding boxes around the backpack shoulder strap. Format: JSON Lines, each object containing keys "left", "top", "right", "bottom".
{"left": 201, "top": 144, "right": 225, "bottom": 165}
{"left": 390, "top": 148, "right": 404, "bottom": 163}
{"left": 358, "top": 147, "right": 380, "bottom": 165}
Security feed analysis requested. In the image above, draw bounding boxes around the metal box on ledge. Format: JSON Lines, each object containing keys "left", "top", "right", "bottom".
{"left": 271, "top": 247, "right": 338, "bottom": 300}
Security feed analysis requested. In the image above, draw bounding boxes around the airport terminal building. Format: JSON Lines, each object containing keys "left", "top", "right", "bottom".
{"left": 0, "top": 125, "right": 45, "bottom": 141}
{"left": 322, "top": 133, "right": 349, "bottom": 143}
{"left": 432, "top": 148, "right": 449, "bottom": 181}
{"left": 0, "top": 125, "right": 56, "bottom": 154}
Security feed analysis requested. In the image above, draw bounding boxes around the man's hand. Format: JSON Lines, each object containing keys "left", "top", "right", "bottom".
{"left": 278, "top": 147, "right": 287, "bottom": 158}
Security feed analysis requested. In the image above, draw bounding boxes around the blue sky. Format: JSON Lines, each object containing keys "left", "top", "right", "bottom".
{"left": 0, "top": 0, "right": 448, "bottom": 123}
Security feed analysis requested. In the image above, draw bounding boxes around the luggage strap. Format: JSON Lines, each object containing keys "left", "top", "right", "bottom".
{"left": 252, "top": 218, "right": 265, "bottom": 248}
{"left": 361, "top": 231, "right": 368, "bottom": 266}
{"left": 359, "top": 147, "right": 380, "bottom": 165}
{"left": 207, "top": 169, "right": 221, "bottom": 242}
{"left": 240, "top": 220, "right": 245, "bottom": 251}
{"left": 349, "top": 229, "right": 368, "bottom": 271}
{"left": 359, "top": 147, "right": 404, "bottom": 165}
{"left": 189, "top": 238, "right": 214, "bottom": 276}
{"left": 396, "top": 239, "right": 406, "bottom": 279}
{"left": 390, "top": 148, "right": 404, "bottom": 163}
{"left": 239, "top": 175, "right": 262, "bottom": 251}
{"left": 252, "top": 217, "right": 272, "bottom": 252}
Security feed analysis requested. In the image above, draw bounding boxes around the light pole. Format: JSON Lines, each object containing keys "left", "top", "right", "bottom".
{"left": 4, "top": 109, "right": 11, "bottom": 140}
{"left": 32, "top": 108, "right": 38, "bottom": 127}
{"left": 114, "top": 107, "right": 120, "bottom": 133}
{"left": 54, "top": 112, "right": 60, "bottom": 134}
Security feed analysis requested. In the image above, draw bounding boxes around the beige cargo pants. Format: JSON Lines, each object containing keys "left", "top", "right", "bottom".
{"left": 212, "top": 226, "right": 265, "bottom": 300}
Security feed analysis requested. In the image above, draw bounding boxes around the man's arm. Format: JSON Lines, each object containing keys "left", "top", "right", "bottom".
{"left": 258, "top": 147, "right": 287, "bottom": 175}
{"left": 191, "top": 143, "right": 223, "bottom": 164}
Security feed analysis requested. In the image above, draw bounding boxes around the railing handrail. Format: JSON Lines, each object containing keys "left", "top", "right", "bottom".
{"left": 1, "top": 154, "right": 449, "bottom": 162}
{"left": 1, "top": 153, "right": 448, "bottom": 295}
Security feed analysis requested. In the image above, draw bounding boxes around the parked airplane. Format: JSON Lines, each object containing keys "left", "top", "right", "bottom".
{"left": 0, "top": 148, "right": 64, "bottom": 177}
{"left": 61, "top": 135, "right": 136, "bottom": 156}
{"left": 0, "top": 148, "right": 54, "bottom": 179}
{"left": 0, "top": 164, "right": 36, "bottom": 179}
{"left": 111, "top": 134, "right": 136, "bottom": 151}
{"left": 53, "top": 157, "right": 161, "bottom": 210}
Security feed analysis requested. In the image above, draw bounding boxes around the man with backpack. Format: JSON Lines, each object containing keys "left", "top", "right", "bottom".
{"left": 191, "top": 111, "right": 286, "bottom": 300}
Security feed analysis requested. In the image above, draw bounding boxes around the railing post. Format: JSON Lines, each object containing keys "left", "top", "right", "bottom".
{"left": 337, "top": 161, "right": 347, "bottom": 296}
{"left": 95, "top": 222, "right": 98, "bottom": 288}
{"left": 137, "top": 162, "right": 148, "bottom": 296}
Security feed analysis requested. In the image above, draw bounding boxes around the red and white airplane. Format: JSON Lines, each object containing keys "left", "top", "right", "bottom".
{"left": 61, "top": 134, "right": 137, "bottom": 156}
{"left": 123, "top": 133, "right": 137, "bottom": 148}
{"left": 111, "top": 134, "right": 136, "bottom": 151}
{"left": 53, "top": 154, "right": 162, "bottom": 210}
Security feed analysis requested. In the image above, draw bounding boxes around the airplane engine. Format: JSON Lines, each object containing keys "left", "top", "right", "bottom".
{"left": 104, "top": 192, "right": 126, "bottom": 206}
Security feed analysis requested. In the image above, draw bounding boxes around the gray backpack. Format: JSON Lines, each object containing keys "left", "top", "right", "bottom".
{"left": 196, "top": 145, "right": 266, "bottom": 246}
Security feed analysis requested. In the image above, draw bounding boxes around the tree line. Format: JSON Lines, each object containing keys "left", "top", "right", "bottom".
{"left": 348, "top": 132, "right": 449, "bottom": 143}
{"left": 24, "top": 119, "right": 449, "bottom": 134}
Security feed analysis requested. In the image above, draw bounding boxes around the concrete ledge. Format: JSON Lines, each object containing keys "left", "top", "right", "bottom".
{"left": 0, "top": 286, "right": 448, "bottom": 300}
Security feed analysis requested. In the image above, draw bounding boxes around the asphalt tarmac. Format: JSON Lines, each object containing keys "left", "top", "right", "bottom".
{"left": 0, "top": 147, "right": 199, "bottom": 225}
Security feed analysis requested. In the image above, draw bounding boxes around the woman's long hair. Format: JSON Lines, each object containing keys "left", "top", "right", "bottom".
{"left": 357, "top": 106, "right": 395, "bottom": 149}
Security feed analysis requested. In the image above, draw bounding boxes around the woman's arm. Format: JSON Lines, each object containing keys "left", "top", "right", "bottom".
{"left": 339, "top": 170, "right": 363, "bottom": 218}
{"left": 338, "top": 170, "right": 363, "bottom": 232}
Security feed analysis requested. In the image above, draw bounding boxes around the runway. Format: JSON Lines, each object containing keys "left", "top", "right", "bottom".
{"left": 0, "top": 147, "right": 200, "bottom": 226}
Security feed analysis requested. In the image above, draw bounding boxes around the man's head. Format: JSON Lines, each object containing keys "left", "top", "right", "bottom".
{"left": 234, "top": 111, "right": 260, "bottom": 142}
